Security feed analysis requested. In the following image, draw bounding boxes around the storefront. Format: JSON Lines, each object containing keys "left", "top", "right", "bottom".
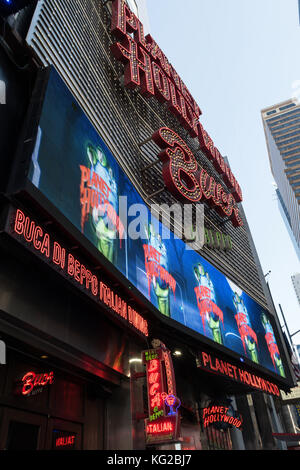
{"left": 0, "top": 347, "right": 99, "bottom": 450}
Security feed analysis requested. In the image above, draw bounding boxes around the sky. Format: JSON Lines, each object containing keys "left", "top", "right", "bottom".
{"left": 147, "top": 0, "right": 300, "bottom": 344}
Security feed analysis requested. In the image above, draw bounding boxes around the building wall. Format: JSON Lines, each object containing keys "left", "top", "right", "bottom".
{"left": 292, "top": 273, "right": 300, "bottom": 306}
{"left": 0, "top": 231, "right": 143, "bottom": 450}
{"left": 25, "top": 0, "right": 269, "bottom": 311}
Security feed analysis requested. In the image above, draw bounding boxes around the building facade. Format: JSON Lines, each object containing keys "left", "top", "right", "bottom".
{"left": 261, "top": 99, "right": 300, "bottom": 261}
{"left": 292, "top": 273, "right": 300, "bottom": 307}
{"left": 0, "top": 0, "right": 297, "bottom": 451}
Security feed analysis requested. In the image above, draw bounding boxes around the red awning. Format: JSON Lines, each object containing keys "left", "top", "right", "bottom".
{"left": 273, "top": 433, "right": 300, "bottom": 442}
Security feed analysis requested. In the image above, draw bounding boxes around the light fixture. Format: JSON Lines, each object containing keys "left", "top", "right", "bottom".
{"left": 173, "top": 350, "right": 182, "bottom": 357}
{"left": 129, "top": 358, "right": 142, "bottom": 364}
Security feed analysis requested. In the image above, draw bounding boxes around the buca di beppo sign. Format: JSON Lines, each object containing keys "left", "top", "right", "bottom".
{"left": 9, "top": 207, "right": 149, "bottom": 338}
{"left": 110, "top": 0, "right": 243, "bottom": 227}
{"left": 143, "top": 341, "right": 181, "bottom": 445}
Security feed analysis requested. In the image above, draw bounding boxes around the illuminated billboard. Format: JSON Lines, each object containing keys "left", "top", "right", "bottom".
{"left": 26, "top": 67, "right": 286, "bottom": 379}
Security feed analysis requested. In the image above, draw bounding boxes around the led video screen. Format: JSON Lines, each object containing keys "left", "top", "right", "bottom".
{"left": 27, "top": 68, "right": 286, "bottom": 378}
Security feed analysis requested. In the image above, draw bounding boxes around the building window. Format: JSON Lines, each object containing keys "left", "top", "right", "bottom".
{"left": 279, "top": 103, "right": 296, "bottom": 111}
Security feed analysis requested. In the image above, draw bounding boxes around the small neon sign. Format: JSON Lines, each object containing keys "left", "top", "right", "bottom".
{"left": 165, "top": 394, "right": 181, "bottom": 416}
{"left": 20, "top": 371, "right": 54, "bottom": 396}
{"left": 55, "top": 435, "right": 76, "bottom": 448}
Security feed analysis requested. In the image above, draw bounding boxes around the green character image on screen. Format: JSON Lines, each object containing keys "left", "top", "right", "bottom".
{"left": 85, "top": 143, "right": 120, "bottom": 264}
{"left": 143, "top": 224, "right": 176, "bottom": 318}
{"left": 227, "top": 279, "right": 259, "bottom": 364}
{"left": 261, "top": 312, "right": 285, "bottom": 378}
{"left": 194, "top": 263, "right": 224, "bottom": 345}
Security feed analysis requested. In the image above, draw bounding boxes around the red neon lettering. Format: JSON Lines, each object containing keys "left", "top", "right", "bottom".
{"left": 24, "top": 218, "right": 35, "bottom": 243}
{"left": 203, "top": 406, "right": 242, "bottom": 429}
{"left": 202, "top": 352, "right": 210, "bottom": 368}
{"left": 146, "top": 355, "right": 163, "bottom": 414}
{"left": 14, "top": 209, "right": 25, "bottom": 235}
{"left": 111, "top": 0, "right": 141, "bottom": 41}
{"left": 152, "top": 127, "right": 202, "bottom": 203}
{"left": 111, "top": 0, "right": 242, "bottom": 202}
{"left": 152, "top": 62, "right": 170, "bottom": 103}
{"left": 52, "top": 242, "right": 66, "bottom": 269}
{"left": 67, "top": 253, "right": 74, "bottom": 276}
{"left": 147, "top": 421, "right": 173, "bottom": 435}
{"left": 74, "top": 259, "right": 80, "bottom": 282}
{"left": 150, "top": 393, "right": 162, "bottom": 410}
{"left": 56, "top": 435, "right": 76, "bottom": 447}
{"left": 149, "top": 383, "right": 160, "bottom": 396}
{"left": 111, "top": 35, "right": 154, "bottom": 98}
{"left": 21, "top": 371, "right": 54, "bottom": 396}
{"left": 148, "top": 359, "right": 159, "bottom": 373}
{"left": 145, "top": 34, "right": 171, "bottom": 77}
{"left": 13, "top": 211, "right": 51, "bottom": 256}
{"left": 33, "top": 227, "right": 43, "bottom": 251}
{"left": 40, "top": 233, "right": 50, "bottom": 258}
{"left": 149, "top": 372, "right": 159, "bottom": 385}
{"left": 12, "top": 209, "right": 148, "bottom": 337}
{"left": 152, "top": 127, "right": 243, "bottom": 227}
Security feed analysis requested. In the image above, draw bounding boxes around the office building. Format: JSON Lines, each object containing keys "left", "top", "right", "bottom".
{"left": 261, "top": 99, "right": 300, "bottom": 261}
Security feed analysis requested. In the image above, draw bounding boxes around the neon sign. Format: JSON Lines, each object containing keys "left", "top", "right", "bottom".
{"left": 143, "top": 349, "right": 165, "bottom": 420}
{"left": 151, "top": 127, "right": 243, "bottom": 227}
{"left": 146, "top": 416, "right": 176, "bottom": 436}
{"left": 21, "top": 371, "right": 54, "bottom": 396}
{"left": 55, "top": 435, "right": 76, "bottom": 448}
{"left": 11, "top": 208, "right": 148, "bottom": 337}
{"left": 165, "top": 395, "right": 181, "bottom": 416}
{"left": 203, "top": 406, "right": 242, "bottom": 430}
{"left": 143, "top": 341, "right": 181, "bottom": 445}
{"left": 197, "top": 350, "right": 281, "bottom": 397}
{"left": 145, "top": 415, "right": 179, "bottom": 446}
{"left": 110, "top": 0, "right": 243, "bottom": 206}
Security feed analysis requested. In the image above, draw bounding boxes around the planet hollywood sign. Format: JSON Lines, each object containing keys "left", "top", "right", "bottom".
{"left": 110, "top": 0, "right": 243, "bottom": 228}
{"left": 203, "top": 406, "right": 243, "bottom": 430}
{"left": 197, "top": 350, "right": 281, "bottom": 397}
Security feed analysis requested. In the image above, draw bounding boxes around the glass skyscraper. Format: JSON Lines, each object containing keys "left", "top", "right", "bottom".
{"left": 261, "top": 99, "right": 300, "bottom": 261}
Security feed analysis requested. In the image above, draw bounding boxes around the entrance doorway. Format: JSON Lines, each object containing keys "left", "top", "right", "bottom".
{"left": 0, "top": 408, "right": 47, "bottom": 450}
{"left": 0, "top": 408, "right": 83, "bottom": 450}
